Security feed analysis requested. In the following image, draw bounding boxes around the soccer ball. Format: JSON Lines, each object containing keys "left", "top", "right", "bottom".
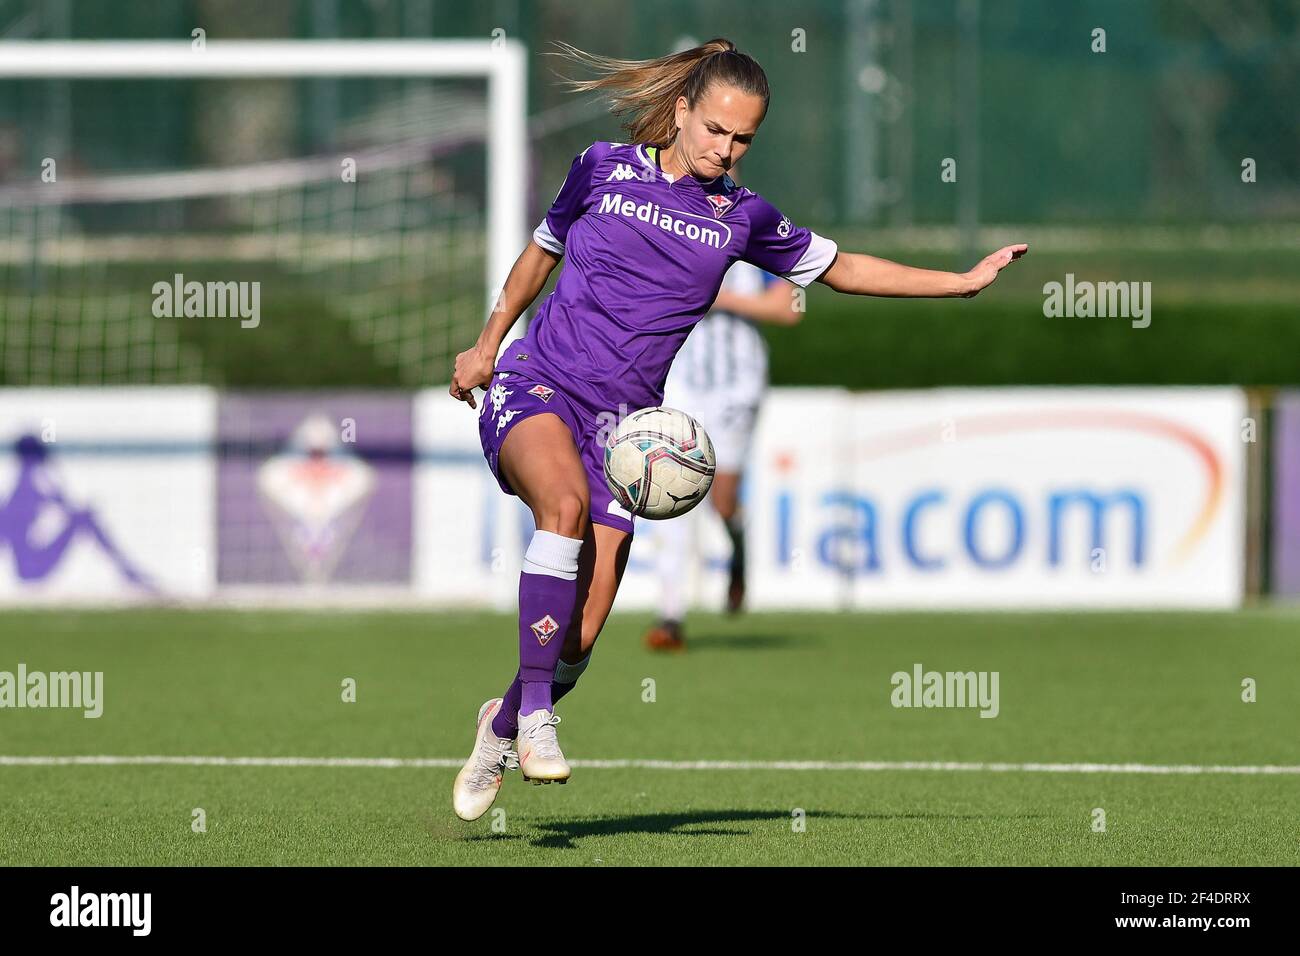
{"left": 603, "top": 407, "right": 715, "bottom": 520}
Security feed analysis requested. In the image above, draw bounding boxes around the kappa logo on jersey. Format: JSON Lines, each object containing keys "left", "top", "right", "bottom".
{"left": 606, "top": 163, "right": 640, "bottom": 182}
{"left": 706, "top": 194, "right": 733, "bottom": 218}
{"left": 527, "top": 384, "right": 555, "bottom": 403}
{"left": 530, "top": 613, "right": 560, "bottom": 645}
{"left": 488, "top": 382, "right": 514, "bottom": 418}
{"left": 777, "top": 215, "right": 792, "bottom": 238}
{"left": 496, "top": 408, "right": 519, "bottom": 436}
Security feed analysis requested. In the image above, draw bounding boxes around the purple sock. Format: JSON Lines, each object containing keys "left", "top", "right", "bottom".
{"left": 491, "top": 666, "right": 585, "bottom": 739}
{"left": 491, "top": 675, "right": 523, "bottom": 739}
{"left": 490, "top": 531, "right": 583, "bottom": 736}
{"left": 521, "top": 679, "right": 552, "bottom": 716}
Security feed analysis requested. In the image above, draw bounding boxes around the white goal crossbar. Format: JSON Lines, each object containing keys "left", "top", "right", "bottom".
{"left": 0, "top": 39, "right": 528, "bottom": 328}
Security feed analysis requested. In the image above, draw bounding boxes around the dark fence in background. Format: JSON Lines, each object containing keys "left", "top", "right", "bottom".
{"left": 2, "top": 0, "right": 1295, "bottom": 227}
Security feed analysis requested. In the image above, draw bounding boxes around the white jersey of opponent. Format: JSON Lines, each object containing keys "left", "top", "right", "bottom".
{"left": 667, "top": 261, "right": 769, "bottom": 403}
{"left": 663, "top": 261, "right": 771, "bottom": 472}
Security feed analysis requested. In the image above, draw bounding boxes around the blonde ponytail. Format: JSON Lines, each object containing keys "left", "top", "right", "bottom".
{"left": 547, "top": 38, "right": 770, "bottom": 146}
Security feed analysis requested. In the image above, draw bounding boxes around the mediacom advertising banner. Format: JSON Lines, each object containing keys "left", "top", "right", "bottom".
{"left": 0, "top": 386, "right": 1245, "bottom": 608}
{"left": 731, "top": 387, "right": 1247, "bottom": 610}
{"left": 1270, "top": 391, "right": 1300, "bottom": 597}
{"left": 0, "top": 387, "right": 216, "bottom": 601}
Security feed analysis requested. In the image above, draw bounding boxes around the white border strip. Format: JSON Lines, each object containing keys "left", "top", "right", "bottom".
{"left": 2, "top": 755, "right": 1297, "bottom": 775}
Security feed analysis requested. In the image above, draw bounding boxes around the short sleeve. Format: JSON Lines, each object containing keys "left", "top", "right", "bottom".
{"left": 532, "top": 142, "right": 607, "bottom": 255}
{"left": 741, "top": 194, "right": 838, "bottom": 288}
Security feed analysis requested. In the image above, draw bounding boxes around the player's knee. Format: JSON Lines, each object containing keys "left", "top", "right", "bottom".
{"left": 533, "top": 488, "right": 588, "bottom": 537}
{"left": 551, "top": 489, "right": 589, "bottom": 537}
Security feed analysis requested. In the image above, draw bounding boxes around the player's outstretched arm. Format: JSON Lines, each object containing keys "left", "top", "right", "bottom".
{"left": 816, "top": 243, "right": 1028, "bottom": 298}
{"left": 449, "top": 240, "right": 562, "bottom": 408}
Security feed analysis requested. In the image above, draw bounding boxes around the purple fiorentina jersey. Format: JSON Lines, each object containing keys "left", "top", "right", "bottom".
{"left": 497, "top": 141, "right": 837, "bottom": 416}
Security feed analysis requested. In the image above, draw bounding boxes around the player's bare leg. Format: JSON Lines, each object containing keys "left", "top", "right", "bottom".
{"left": 452, "top": 413, "right": 586, "bottom": 815}
{"left": 500, "top": 413, "right": 590, "bottom": 538}
{"left": 495, "top": 413, "right": 592, "bottom": 783}
{"left": 560, "top": 521, "right": 633, "bottom": 663}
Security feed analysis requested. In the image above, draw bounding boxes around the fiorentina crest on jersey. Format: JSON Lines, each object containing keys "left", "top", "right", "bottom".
{"left": 530, "top": 614, "right": 560, "bottom": 645}
{"left": 706, "top": 194, "right": 733, "bottom": 218}
{"left": 527, "top": 384, "right": 555, "bottom": 403}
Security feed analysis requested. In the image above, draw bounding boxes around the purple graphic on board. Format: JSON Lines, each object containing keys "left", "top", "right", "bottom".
{"left": 1272, "top": 392, "right": 1300, "bottom": 596}
{"left": 0, "top": 434, "right": 154, "bottom": 589}
{"left": 217, "top": 394, "right": 412, "bottom": 585}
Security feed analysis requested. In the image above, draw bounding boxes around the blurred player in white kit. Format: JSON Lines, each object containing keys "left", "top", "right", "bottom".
{"left": 643, "top": 257, "right": 803, "bottom": 651}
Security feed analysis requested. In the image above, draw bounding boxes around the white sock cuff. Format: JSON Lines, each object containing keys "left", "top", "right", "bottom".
{"left": 554, "top": 652, "right": 591, "bottom": 684}
{"left": 522, "top": 530, "right": 583, "bottom": 580}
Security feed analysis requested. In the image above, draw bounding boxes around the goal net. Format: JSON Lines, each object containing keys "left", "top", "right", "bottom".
{"left": 0, "top": 41, "right": 526, "bottom": 389}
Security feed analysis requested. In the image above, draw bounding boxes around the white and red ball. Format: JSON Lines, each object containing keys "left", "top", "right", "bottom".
{"left": 602, "top": 406, "right": 715, "bottom": 520}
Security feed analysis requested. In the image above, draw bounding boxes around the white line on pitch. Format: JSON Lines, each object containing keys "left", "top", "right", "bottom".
{"left": 1, "top": 755, "right": 1298, "bottom": 775}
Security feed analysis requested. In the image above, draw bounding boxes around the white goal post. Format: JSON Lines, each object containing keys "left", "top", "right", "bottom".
{"left": 0, "top": 39, "right": 529, "bottom": 342}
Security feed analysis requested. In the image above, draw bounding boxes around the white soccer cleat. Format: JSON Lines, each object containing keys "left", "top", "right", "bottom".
{"left": 517, "top": 710, "right": 571, "bottom": 784}
{"left": 452, "top": 698, "right": 519, "bottom": 821}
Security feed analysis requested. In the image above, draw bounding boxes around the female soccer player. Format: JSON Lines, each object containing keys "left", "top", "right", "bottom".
{"left": 449, "top": 38, "right": 1026, "bottom": 820}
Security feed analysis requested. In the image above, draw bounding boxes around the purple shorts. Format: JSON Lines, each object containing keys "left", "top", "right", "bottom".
{"left": 477, "top": 369, "right": 635, "bottom": 535}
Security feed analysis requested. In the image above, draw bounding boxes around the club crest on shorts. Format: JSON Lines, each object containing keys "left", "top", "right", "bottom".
{"left": 706, "top": 194, "right": 733, "bottom": 218}
{"left": 530, "top": 614, "right": 560, "bottom": 645}
{"left": 527, "top": 384, "right": 555, "bottom": 403}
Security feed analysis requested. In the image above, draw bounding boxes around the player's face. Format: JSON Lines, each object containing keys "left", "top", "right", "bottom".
{"left": 674, "top": 85, "right": 765, "bottom": 179}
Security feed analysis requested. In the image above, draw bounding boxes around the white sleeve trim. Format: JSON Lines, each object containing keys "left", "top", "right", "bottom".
{"left": 782, "top": 231, "right": 838, "bottom": 288}
{"left": 532, "top": 218, "right": 564, "bottom": 255}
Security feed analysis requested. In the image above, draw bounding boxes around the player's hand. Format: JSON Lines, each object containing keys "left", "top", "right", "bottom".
{"left": 449, "top": 346, "right": 495, "bottom": 409}
{"left": 959, "top": 243, "right": 1028, "bottom": 297}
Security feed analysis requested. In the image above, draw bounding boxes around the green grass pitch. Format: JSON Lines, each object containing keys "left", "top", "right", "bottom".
{"left": 1, "top": 608, "right": 1297, "bottom": 866}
